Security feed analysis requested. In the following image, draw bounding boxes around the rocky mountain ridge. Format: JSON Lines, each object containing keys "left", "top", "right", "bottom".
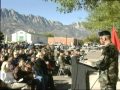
{"left": 1, "top": 8, "right": 90, "bottom": 38}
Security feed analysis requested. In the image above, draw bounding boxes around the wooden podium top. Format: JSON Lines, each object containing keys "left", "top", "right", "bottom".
{"left": 78, "top": 61, "right": 98, "bottom": 71}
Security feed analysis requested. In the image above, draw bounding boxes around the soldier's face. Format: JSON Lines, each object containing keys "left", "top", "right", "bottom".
{"left": 99, "top": 36, "right": 105, "bottom": 45}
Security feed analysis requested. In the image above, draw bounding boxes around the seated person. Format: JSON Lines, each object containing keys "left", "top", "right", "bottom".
{"left": 0, "top": 58, "right": 28, "bottom": 89}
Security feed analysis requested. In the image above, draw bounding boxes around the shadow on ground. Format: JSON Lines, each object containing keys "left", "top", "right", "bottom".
{"left": 54, "top": 80, "right": 71, "bottom": 90}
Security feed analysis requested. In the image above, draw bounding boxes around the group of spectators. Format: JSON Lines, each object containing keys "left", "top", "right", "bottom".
{"left": 0, "top": 42, "right": 83, "bottom": 90}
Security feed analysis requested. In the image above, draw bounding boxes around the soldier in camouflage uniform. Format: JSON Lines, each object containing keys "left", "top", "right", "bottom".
{"left": 97, "top": 31, "right": 118, "bottom": 90}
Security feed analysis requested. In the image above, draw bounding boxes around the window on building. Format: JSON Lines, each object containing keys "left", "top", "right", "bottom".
{"left": 19, "top": 31, "right": 23, "bottom": 34}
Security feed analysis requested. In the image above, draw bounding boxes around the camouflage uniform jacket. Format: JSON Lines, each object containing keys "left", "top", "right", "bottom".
{"left": 98, "top": 43, "right": 118, "bottom": 84}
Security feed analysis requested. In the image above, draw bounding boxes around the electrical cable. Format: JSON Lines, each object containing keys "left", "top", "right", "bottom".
{"left": 90, "top": 72, "right": 103, "bottom": 90}
{"left": 90, "top": 74, "right": 100, "bottom": 90}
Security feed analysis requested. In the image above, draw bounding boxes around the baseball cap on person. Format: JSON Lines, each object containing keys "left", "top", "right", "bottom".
{"left": 98, "top": 30, "right": 111, "bottom": 36}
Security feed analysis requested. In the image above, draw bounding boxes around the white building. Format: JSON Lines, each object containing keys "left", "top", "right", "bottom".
{"left": 12, "top": 30, "right": 47, "bottom": 44}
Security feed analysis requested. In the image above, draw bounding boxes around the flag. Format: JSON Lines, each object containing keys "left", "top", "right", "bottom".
{"left": 111, "top": 26, "right": 120, "bottom": 51}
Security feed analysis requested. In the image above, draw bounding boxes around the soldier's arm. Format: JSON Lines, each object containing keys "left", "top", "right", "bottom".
{"left": 93, "top": 55, "right": 104, "bottom": 70}
{"left": 97, "top": 46, "right": 114, "bottom": 71}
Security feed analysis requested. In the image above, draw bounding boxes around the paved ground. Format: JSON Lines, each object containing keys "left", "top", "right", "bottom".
{"left": 53, "top": 74, "right": 120, "bottom": 90}
{"left": 53, "top": 50, "right": 120, "bottom": 90}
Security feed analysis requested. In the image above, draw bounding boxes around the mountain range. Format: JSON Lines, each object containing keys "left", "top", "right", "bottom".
{"left": 1, "top": 8, "right": 90, "bottom": 39}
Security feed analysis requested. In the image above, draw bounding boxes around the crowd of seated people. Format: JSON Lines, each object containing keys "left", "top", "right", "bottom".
{"left": 0, "top": 42, "right": 56, "bottom": 90}
{"left": 0, "top": 42, "right": 83, "bottom": 90}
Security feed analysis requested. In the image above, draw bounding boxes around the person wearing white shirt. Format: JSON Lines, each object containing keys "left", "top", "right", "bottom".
{"left": 0, "top": 59, "right": 28, "bottom": 89}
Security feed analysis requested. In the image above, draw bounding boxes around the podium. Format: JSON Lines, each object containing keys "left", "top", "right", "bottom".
{"left": 71, "top": 57, "right": 97, "bottom": 90}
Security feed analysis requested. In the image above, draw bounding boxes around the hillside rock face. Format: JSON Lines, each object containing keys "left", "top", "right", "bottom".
{"left": 1, "top": 8, "right": 90, "bottom": 39}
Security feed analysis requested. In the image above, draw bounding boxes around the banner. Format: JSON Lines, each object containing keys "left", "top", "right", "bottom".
{"left": 111, "top": 26, "right": 120, "bottom": 51}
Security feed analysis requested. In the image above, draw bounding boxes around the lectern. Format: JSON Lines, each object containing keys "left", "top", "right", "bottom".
{"left": 71, "top": 56, "right": 97, "bottom": 90}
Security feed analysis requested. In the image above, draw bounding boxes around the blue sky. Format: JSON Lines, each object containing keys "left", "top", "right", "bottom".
{"left": 1, "top": 0, "right": 88, "bottom": 25}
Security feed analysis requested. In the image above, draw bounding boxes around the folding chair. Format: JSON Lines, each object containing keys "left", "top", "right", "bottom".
{"left": 57, "top": 68, "right": 65, "bottom": 76}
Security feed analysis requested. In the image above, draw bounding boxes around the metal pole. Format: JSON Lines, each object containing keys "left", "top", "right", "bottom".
{"left": 66, "top": 34, "right": 67, "bottom": 46}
